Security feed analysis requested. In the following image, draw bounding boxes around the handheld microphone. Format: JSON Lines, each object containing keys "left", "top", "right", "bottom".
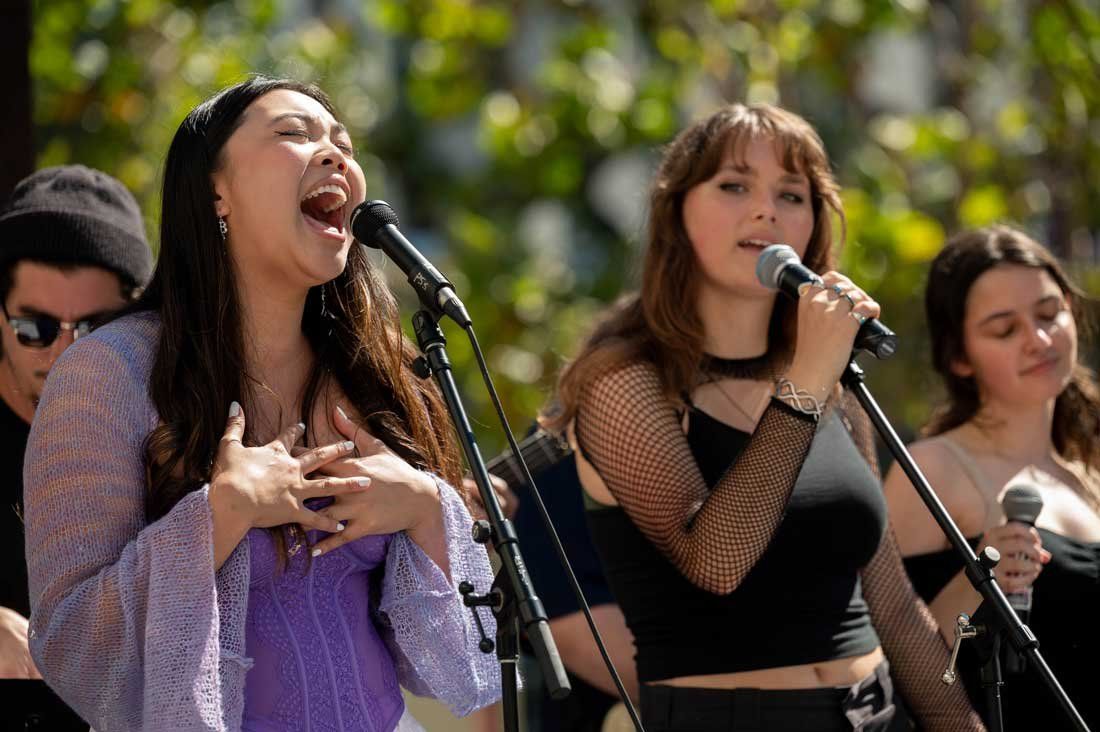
{"left": 755, "top": 245, "right": 899, "bottom": 359}
{"left": 1001, "top": 484, "right": 1044, "bottom": 625}
{"left": 350, "top": 200, "right": 471, "bottom": 327}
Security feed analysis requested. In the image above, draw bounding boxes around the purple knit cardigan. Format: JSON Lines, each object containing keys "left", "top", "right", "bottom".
{"left": 24, "top": 313, "right": 500, "bottom": 731}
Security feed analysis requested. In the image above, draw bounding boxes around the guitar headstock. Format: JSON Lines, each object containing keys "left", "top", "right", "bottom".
{"left": 486, "top": 428, "right": 573, "bottom": 489}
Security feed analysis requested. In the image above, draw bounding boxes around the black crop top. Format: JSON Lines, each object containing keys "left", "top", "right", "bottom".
{"left": 586, "top": 404, "right": 887, "bottom": 682}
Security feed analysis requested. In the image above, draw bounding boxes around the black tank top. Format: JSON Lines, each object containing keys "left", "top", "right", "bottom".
{"left": 586, "top": 405, "right": 886, "bottom": 681}
{"left": 904, "top": 530, "right": 1100, "bottom": 729}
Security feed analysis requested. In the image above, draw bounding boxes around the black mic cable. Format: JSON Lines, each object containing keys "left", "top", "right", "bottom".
{"left": 350, "top": 199, "right": 645, "bottom": 729}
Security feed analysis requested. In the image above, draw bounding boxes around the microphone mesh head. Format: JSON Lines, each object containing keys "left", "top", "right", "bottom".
{"left": 1001, "top": 484, "right": 1044, "bottom": 525}
{"left": 353, "top": 200, "right": 400, "bottom": 242}
{"left": 755, "top": 244, "right": 799, "bottom": 290}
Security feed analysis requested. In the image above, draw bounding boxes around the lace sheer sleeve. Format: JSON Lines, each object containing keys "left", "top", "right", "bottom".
{"left": 574, "top": 361, "right": 817, "bottom": 594}
{"left": 24, "top": 318, "right": 251, "bottom": 730}
{"left": 841, "top": 396, "right": 986, "bottom": 731}
{"left": 378, "top": 477, "right": 501, "bottom": 716}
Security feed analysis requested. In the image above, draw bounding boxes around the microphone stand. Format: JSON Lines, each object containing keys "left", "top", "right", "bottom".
{"left": 409, "top": 308, "right": 571, "bottom": 732}
{"left": 841, "top": 359, "right": 1089, "bottom": 732}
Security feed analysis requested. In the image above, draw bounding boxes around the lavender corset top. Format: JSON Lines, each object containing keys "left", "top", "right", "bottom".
{"left": 242, "top": 527, "right": 403, "bottom": 731}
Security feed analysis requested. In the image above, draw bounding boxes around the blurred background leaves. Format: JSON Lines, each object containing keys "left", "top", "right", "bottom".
{"left": 23, "top": 0, "right": 1100, "bottom": 450}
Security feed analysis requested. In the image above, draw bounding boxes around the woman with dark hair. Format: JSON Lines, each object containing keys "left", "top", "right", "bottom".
{"left": 546, "top": 103, "right": 984, "bottom": 731}
{"left": 22, "top": 77, "right": 499, "bottom": 730}
{"left": 885, "top": 224, "right": 1100, "bottom": 729}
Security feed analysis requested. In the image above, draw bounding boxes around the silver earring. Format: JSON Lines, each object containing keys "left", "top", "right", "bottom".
{"left": 218, "top": 217, "right": 228, "bottom": 240}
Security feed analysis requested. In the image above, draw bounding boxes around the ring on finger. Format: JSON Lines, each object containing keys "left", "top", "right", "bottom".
{"left": 850, "top": 311, "right": 868, "bottom": 325}
{"left": 831, "top": 284, "right": 856, "bottom": 309}
{"left": 797, "top": 278, "right": 827, "bottom": 296}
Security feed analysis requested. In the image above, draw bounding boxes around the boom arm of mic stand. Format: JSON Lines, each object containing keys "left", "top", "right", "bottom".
{"left": 840, "top": 360, "right": 1089, "bottom": 732}
{"left": 409, "top": 311, "right": 571, "bottom": 721}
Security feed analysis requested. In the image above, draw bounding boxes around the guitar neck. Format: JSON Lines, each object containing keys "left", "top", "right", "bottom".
{"left": 485, "top": 429, "right": 572, "bottom": 488}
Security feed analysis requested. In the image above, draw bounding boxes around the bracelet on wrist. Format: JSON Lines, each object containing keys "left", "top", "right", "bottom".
{"left": 773, "top": 377, "right": 824, "bottom": 419}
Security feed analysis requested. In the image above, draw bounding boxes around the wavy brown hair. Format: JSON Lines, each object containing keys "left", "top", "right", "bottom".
{"left": 924, "top": 224, "right": 1100, "bottom": 505}
{"left": 136, "top": 77, "right": 463, "bottom": 528}
{"left": 548, "top": 103, "right": 843, "bottom": 429}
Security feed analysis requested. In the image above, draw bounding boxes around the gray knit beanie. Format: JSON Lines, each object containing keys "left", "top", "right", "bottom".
{"left": 0, "top": 165, "right": 154, "bottom": 288}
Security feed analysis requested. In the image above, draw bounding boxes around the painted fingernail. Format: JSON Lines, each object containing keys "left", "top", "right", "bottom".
{"left": 311, "top": 548, "right": 322, "bottom": 557}
{"left": 336, "top": 404, "right": 348, "bottom": 420}
{"left": 342, "top": 440, "right": 355, "bottom": 451}
{"left": 336, "top": 522, "right": 346, "bottom": 531}
{"left": 355, "top": 477, "right": 370, "bottom": 487}
{"left": 297, "top": 422, "right": 306, "bottom": 432}
{"left": 229, "top": 401, "right": 241, "bottom": 417}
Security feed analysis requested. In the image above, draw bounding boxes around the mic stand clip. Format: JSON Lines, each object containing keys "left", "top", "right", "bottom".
{"left": 409, "top": 308, "right": 570, "bottom": 732}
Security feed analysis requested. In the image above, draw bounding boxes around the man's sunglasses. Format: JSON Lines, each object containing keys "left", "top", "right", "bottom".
{"left": 2, "top": 307, "right": 106, "bottom": 349}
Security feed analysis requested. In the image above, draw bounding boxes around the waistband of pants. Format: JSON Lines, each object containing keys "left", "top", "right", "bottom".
{"left": 640, "top": 659, "right": 893, "bottom": 730}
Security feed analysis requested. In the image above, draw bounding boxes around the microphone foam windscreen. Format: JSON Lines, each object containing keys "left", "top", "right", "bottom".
{"left": 355, "top": 200, "right": 400, "bottom": 241}
{"left": 1001, "top": 484, "right": 1044, "bottom": 524}
{"left": 755, "top": 244, "right": 798, "bottom": 289}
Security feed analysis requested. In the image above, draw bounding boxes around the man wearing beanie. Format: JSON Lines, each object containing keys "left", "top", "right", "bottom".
{"left": 0, "top": 165, "right": 152, "bottom": 729}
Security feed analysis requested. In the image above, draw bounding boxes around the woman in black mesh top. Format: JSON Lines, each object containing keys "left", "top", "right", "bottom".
{"left": 546, "top": 104, "right": 984, "bottom": 731}
{"left": 885, "top": 226, "right": 1100, "bottom": 729}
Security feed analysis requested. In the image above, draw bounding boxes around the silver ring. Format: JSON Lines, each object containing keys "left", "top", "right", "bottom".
{"left": 850, "top": 311, "right": 868, "bottom": 325}
{"left": 831, "top": 284, "right": 856, "bottom": 310}
{"left": 796, "top": 278, "right": 827, "bottom": 296}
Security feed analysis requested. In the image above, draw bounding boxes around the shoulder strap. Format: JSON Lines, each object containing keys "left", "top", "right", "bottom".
{"left": 931, "top": 435, "right": 999, "bottom": 526}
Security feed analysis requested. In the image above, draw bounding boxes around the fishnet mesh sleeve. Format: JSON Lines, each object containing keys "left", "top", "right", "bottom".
{"left": 574, "top": 361, "right": 816, "bottom": 595}
{"left": 840, "top": 393, "right": 986, "bottom": 731}
{"left": 836, "top": 389, "right": 880, "bottom": 479}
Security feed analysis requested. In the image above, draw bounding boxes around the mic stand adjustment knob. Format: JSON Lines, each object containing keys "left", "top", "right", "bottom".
{"left": 459, "top": 580, "right": 503, "bottom": 653}
{"left": 943, "top": 613, "right": 979, "bottom": 685}
{"left": 471, "top": 519, "right": 493, "bottom": 544}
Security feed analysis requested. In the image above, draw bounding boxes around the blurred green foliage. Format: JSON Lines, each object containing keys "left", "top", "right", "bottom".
{"left": 32, "top": 0, "right": 1100, "bottom": 452}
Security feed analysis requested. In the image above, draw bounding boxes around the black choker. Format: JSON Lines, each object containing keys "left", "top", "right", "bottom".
{"left": 700, "top": 352, "right": 773, "bottom": 380}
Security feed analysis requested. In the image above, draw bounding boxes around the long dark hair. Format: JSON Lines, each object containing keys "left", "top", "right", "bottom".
{"left": 924, "top": 224, "right": 1100, "bottom": 504}
{"left": 549, "top": 103, "right": 843, "bottom": 430}
{"left": 138, "top": 76, "right": 463, "bottom": 523}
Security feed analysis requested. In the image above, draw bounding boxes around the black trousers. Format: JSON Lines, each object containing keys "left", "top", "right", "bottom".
{"left": 0, "top": 679, "right": 88, "bottom": 731}
{"left": 640, "top": 660, "right": 897, "bottom": 732}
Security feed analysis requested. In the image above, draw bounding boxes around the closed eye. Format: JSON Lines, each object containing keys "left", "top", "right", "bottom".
{"left": 278, "top": 130, "right": 354, "bottom": 156}
{"left": 1036, "top": 305, "right": 1064, "bottom": 322}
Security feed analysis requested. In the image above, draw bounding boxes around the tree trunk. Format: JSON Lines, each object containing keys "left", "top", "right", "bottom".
{"left": 1, "top": 0, "right": 33, "bottom": 201}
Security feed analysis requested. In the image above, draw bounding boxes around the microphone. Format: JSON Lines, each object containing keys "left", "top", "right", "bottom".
{"left": 755, "top": 245, "right": 899, "bottom": 359}
{"left": 1001, "top": 484, "right": 1044, "bottom": 625}
{"left": 350, "top": 200, "right": 471, "bottom": 327}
